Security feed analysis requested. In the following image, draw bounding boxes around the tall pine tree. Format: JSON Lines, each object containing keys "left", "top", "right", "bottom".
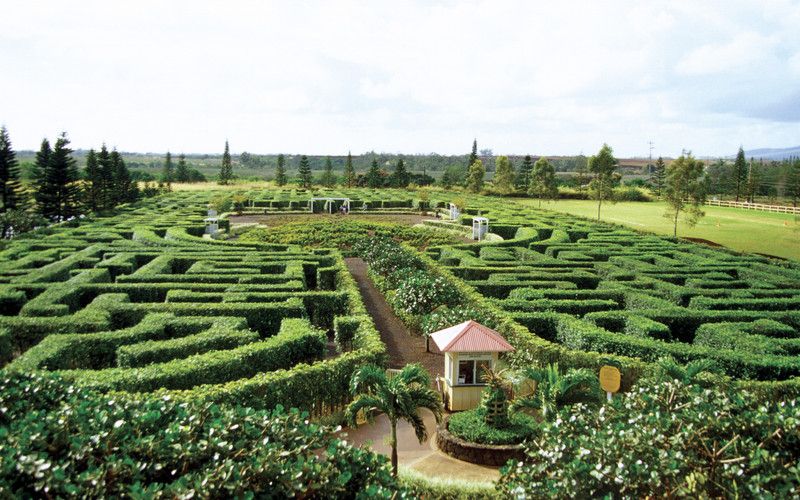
{"left": 84, "top": 148, "right": 102, "bottom": 211}
{"left": 97, "top": 144, "right": 115, "bottom": 210}
{"left": 733, "top": 146, "right": 747, "bottom": 201}
{"left": 321, "top": 156, "right": 336, "bottom": 187}
{"left": 344, "top": 151, "right": 356, "bottom": 188}
{"left": 175, "top": 153, "right": 189, "bottom": 182}
{"left": 786, "top": 157, "right": 800, "bottom": 207}
{"left": 745, "top": 158, "right": 760, "bottom": 203}
{"left": 39, "top": 133, "right": 80, "bottom": 221}
{"left": 275, "top": 154, "right": 287, "bottom": 186}
{"left": 0, "top": 126, "right": 22, "bottom": 211}
{"left": 219, "top": 140, "right": 233, "bottom": 185}
{"left": 391, "top": 157, "right": 410, "bottom": 187}
{"left": 111, "top": 149, "right": 137, "bottom": 203}
{"left": 515, "top": 155, "right": 533, "bottom": 192}
{"left": 162, "top": 151, "right": 174, "bottom": 189}
{"left": 467, "top": 139, "right": 478, "bottom": 180}
{"left": 649, "top": 157, "right": 666, "bottom": 197}
{"left": 366, "top": 158, "right": 382, "bottom": 188}
{"left": 32, "top": 139, "right": 51, "bottom": 210}
{"left": 298, "top": 155, "right": 313, "bottom": 189}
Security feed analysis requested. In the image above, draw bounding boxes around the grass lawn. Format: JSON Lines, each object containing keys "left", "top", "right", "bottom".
{"left": 517, "top": 199, "right": 800, "bottom": 261}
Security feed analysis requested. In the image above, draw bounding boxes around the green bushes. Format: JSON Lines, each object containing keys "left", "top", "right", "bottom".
{"left": 355, "top": 237, "right": 462, "bottom": 318}
{"left": 556, "top": 315, "right": 800, "bottom": 380}
{"left": 64, "top": 318, "right": 327, "bottom": 392}
{"left": 498, "top": 377, "right": 800, "bottom": 498}
{"left": 448, "top": 407, "right": 537, "bottom": 445}
{"left": 117, "top": 329, "right": 260, "bottom": 367}
{"left": 0, "top": 329, "right": 11, "bottom": 365}
{"left": 334, "top": 315, "right": 361, "bottom": 352}
{"left": 0, "top": 371, "right": 399, "bottom": 498}
{"left": 239, "top": 218, "right": 464, "bottom": 251}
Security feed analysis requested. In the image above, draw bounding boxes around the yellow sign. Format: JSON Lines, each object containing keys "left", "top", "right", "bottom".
{"left": 599, "top": 365, "right": 621, "bottom": 393}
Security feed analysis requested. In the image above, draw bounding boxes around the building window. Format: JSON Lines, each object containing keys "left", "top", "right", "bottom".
{"left": 456, "top": 358, "right": 491, "bottom": 385}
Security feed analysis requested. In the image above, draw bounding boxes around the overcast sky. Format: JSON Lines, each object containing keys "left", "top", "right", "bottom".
{"left": 2, "top": 1, "right": 799, "bottom": 157}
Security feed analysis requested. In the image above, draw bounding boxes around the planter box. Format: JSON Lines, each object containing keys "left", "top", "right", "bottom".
{"left": 435, "top": 416, "right": 525, "bottom": 467}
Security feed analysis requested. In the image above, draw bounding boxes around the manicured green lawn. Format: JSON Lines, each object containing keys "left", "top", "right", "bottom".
{"left": 517, "top": 199, "right": 800, "bottom": 261}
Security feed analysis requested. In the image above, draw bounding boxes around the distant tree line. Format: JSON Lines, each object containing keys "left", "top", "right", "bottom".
{"left": 704, "top": 147, "right": 800, "bottom": 205}
{"left": 0, "top": 126, "right": 162, "bottom": 238}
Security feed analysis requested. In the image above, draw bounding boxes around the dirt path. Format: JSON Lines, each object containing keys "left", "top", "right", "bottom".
{"left": 344, "top": 257, "right": 444, "bottom": 379}
{"left": 341, "top": 257, "right": 500, "bottom": 483}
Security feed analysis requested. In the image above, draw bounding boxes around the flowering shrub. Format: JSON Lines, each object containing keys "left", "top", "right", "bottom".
{"left": 421, "top": 306, "right": 500, "bottom": 337}
{"left": 498, "top": 376, "right": 800, "bottom": 498}
{"left": 354, "top": 236, "right": 423, "bottom": 278}
{"left": 391, "top": 270, "right": 460, "bottom": 315}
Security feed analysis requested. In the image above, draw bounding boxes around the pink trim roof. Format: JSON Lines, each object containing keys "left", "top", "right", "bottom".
{"left": 430, "top": 320, "right": 514, "bottom": 353}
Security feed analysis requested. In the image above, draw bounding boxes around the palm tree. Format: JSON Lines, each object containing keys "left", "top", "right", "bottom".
{"left": 656, "top": 357, "right": 717, "bottom": 385}
{"left": 345, "top": 363, "right": 443, "bottom": 476}
{"left": 512, "top": 363, "right": 598, "bottom": 420}
{"left": 480, "top": 367, "right": 512, "bottom": 428}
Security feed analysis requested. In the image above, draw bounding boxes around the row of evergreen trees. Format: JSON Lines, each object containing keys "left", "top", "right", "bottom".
{"left": 0, "top": 126, "right": 145, "bottom": 237}
{"left": 276, "top": 152, "right": 417, "bottom": 189}
{"left": 704, "top": 147, "right": 800, "bottom": 204}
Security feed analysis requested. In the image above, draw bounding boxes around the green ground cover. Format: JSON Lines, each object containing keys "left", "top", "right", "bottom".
{"left": 238, "top": 217, "right": 465, "bottom": 250}
{"left": 517, "top": 199, "right": 800, "bottom": 261}
{"left": 1, "top": 186, "right": 799, "bottom": 496}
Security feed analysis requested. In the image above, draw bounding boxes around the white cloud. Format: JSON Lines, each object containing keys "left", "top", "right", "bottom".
{"left": 676, "top": 32, "right": 777, "bottom": 76}
{"left": 0, "top": 0, "right": 798, "bottom": 157}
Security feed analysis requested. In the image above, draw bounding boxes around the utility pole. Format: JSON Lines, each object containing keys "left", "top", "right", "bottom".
{"left": 647, "top": 141, "right": 654, "bottom": 174}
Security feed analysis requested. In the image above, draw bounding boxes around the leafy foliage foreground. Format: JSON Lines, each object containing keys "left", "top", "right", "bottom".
{"left": 0, "top": 371, "right": 398, "bottom": 498}
{"left": 498, "top": 376, "right": 800, "bottom": 498}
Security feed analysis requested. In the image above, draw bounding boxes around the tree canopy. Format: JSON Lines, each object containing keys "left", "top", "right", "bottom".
{"left": 663, "top": 153, "right": 707, "bottom": 237}
{"left": 588, "top": 143, "right": 618, "bottom": 220}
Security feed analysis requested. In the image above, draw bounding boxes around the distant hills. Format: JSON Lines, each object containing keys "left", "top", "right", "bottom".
{"left": 737, "top": 146, "right": 800, "bottom": 161}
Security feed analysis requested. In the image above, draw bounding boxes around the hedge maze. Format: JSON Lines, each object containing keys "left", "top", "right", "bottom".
{"left": 430, "top": 199, "right": 800, "bottom": 388}
{"left": 0, "top": 192, "right": 384, "bottom": 412}
{"left": 2, "top": 188, "right": 798, "bottom": 410}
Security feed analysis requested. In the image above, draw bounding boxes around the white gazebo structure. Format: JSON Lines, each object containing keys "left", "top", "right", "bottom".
{"left": 309, "top": 197, "right": 351, "bottom": 214}
{"left": 204, "top": 208, "right": 219, "bottom": 236}
{"left": 449, "top": 202, "right": 461, "bottom": 220}
{"left": 431, "top": 320, "right": 514, "bottom": 411}
{"left": 472, "top": 217, "right": 489, "bottom": 240}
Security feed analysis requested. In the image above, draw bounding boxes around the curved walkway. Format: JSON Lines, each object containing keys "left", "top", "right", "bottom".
{"left": 343, "top": 257, "right": 500, "bottom": 483}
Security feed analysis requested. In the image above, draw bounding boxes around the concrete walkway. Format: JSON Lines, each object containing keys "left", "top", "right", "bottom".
{"left": 341, "top": 408, "right": 500, "bottom": 483}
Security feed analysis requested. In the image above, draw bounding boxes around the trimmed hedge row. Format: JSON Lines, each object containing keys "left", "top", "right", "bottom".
{"left": 556, "top": 315, "right": 800, "bottom": 380}
{"left": 117, "top": 328, "right": 260, "bottom": 368}
{"left": 59, "top": 317, "right": 327, "bottom": 392}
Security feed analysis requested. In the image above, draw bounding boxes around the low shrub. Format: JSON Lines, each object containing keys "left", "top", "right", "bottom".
{"left": 498, "top": 377, "right": 800, "bottom": 498}
{"left": 448, "top": 407, "right": 537, "bottom": 445}
{"left": 0, "top": 371, "right": 399, "bottom": 498}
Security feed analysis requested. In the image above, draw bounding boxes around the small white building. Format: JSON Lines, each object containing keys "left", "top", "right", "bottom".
{"left": 472, "top": 217, "right": 489, "bottom": 240}
{"left": 431, "top": 320, "right": 514, "bottom": 411}
{"left": 449, "top": 203, "right": 461, "bottom": 220}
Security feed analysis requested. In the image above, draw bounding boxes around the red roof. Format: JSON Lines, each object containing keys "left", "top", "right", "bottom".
{"left": 430, "top": 320, "right": 514, "bottom": 353}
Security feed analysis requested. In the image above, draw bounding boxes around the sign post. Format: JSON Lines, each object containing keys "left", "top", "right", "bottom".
{"left": 599, "top": 365, "right": 621, "bottom": 401}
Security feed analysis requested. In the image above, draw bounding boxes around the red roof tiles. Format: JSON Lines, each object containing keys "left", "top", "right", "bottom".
{"left": 430, "top": 320, "right": 514, "bottom": 353}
